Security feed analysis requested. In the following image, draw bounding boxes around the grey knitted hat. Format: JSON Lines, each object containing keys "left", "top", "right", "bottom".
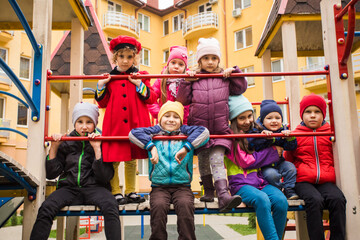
{"left": 72, "top": 102, "right": 99, "bottom": 126}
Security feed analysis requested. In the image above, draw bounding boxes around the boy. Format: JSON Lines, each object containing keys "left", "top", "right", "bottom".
{"left": 248, "top": 99, "right": 298, "bottom": 199}
{"left": 129, "top": 101, "right": 209, "bottom": 240}
{"left": 284, "top": 94, "right": 346, "bottom": 240}
{"left": 30, "top": 102, "right": 121, "bottom": 240}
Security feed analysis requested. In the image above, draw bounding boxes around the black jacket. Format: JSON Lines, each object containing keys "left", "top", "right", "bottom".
{"left": 46, "top": 130, "right": 114, "bottom": 189}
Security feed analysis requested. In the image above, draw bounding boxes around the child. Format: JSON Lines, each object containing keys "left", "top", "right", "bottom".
{"left": 177, "top": 37, "right": 245, "bottom": 212}
{"left": 147, "top": 46, "right": 190, "bottom": 124}
{"left": 30, "top": 102, "right": 121, "bottom": 240}
{"left": 129, "top": 101, "right": 209, "bottom": 240}
{"left": 247, "top": 99, "right": 298, "bottom": 199}
{"left": 95, "top": 35, "right": 156, "bottom": 205}
{"left": 284, "top": 94, "right": 346, "bottom": 240}
{"left": 226, "top": 95, "right": 288, "bottom": 240}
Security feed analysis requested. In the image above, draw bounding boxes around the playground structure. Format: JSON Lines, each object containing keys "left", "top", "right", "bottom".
{"left": 0, "top": 0, "right": 359, "bottom": 239}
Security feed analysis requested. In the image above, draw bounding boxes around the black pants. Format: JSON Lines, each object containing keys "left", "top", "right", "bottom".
{"left": 30, "top": 186, "right": 121, "bottom": 240}
{"left": 295, "top": 182, "right": 346, "bottom": 240}
{"left": 150, "top": 186, "right": 196, "bottom": 240}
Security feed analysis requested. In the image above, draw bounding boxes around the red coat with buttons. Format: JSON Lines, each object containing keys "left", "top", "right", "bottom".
{"left": 95, "top": 66, "right": 156, "bottom": 162}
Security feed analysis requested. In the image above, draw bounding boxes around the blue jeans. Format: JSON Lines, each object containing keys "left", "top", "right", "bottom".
{"left": 262, "top": 160, "right": 296, "bottom": 189}
{"left": 237, "top": 185, "right": 288, "bottom": 240}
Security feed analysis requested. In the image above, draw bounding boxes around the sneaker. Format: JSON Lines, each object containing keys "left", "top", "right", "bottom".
{"left": 284, "top": 188, "right": 299, "bottom": 200}
{"left": 126, "top": 192, "right": 145, "bottom": 204}
{"left": 114, "top": 194, "right": 127, "bottom": 205}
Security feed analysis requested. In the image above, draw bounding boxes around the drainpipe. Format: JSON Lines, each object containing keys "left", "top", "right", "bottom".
{"left": 223, "top": 0, "right": 229, "bottom": 67}
{"left": 135, "top": 1, "right": 146, "bottom": 19}
{"left": 174, "top": 0, "right": 188, "bottom": 47}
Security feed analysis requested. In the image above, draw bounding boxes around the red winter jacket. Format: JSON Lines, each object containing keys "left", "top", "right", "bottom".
{"left": 284, "top": 122, "right": 336, "bottom": 184}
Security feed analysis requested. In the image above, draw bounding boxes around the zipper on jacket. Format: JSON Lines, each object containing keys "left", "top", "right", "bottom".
{"left": 77, "top": 141, "right": 85, "bottom": 187}
{"left": 168, "top": 141, "right": 172, "bottom": 184}
{"left": 313, "top": 130, "right": 321, "bottom": 184}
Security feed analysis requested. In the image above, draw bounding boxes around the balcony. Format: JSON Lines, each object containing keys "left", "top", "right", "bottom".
{"left": 0, "top": 119, "right": 10, "bottom": 142}
{"left": 302, "top": 63, "right": 327, "bottom": 90}
{"left": 182, "top": 12, "right": 218, "bottom": 40}
{"left": 103, "top": 12, "right": 139, "bottom": 38}
{"left": 0, "top": 71, "right": 12, "bottom": 90}
{"left": 0, "top": 31, "right": 14, "bottom": 43}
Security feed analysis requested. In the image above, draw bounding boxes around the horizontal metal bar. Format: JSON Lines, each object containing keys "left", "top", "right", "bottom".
{"left": 0, "top": 128, "right": 27, "bottom": 139}
{"left": 44, "top": 132, "right": 335, "bottom": 142}
{"left": 0, "top": 90, "right": 29, "bottom": 108}
{"left": 47, "top": 70, "right": 330, "bottom": 81}
{"left": 335, "top": 0, "right": 359, "bottom": 20}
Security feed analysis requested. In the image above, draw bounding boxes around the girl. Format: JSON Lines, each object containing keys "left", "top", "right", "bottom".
{"left": 226, "top": 95, "right": 288, "bottom": 240}
{"left": 147, "top": 45, "right": 190, "bottom": 124}
{"left": 96, "top": 35, "right": 156, "bottom": 205}
{"left": 177, "top": 37, "right": 246, "bottom": 212}
{"left": 129, "top": 101, "right": 209, "bottom": 240}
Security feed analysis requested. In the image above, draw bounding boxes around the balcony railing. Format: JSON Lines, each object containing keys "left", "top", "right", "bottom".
{"left": 0, "top": 119, "right": 10, "bottom": 138}
{"left": 0, "top": 70, "right": 12, "bottom": 86}
{"left": 352, "top": 52, "right": 360, "bottom": 73}
{"left": 182, "top": 12, "right": 218, "bottom": 35}
{"left": 187, "top": 54, "right": 197, "bottom": 69}
{"left": 301, "top": 63, "right": 327, "bottom": 85}
{"left": 103, "top": 11, "right": 139, "bottom": 35}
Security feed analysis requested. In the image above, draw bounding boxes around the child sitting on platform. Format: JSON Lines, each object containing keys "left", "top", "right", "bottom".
{"left": 129, "top": 101, "right": 209, "bottom": 240}
{"left": 247, "top": 99, "right": 298, "bottom": 199}
{"left": 284, "top": 94, "right": 346, "bottom": 240}
{"left": 30, "top": 102, "right": 121, "bottom": 240}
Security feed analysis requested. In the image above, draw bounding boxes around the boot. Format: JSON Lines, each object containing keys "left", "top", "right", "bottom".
{"left": 214, "top": 179, "right": 242, "bottom": 213}
{"left": 199, "top": 174, "right": 215, "bottom": 202}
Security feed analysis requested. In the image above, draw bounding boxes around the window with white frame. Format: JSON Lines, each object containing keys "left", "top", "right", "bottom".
{"left": 17, "top": 102, "right": 28, "bottom": 127}
{"left": 108, "top": 1, "right": 122, "bottom": 12}
{"left": 173, "top": 14, "right": 184, "bottom": 32}
{"left": 138, "top": 13, "right": 150, "bottom": 32}
{"left": 306, "top": 56, "right": 325, "bottom": 69}
{"left": 138, "top": 159, "right": 149, "bottom": 176}
{"left": 322, "top": 93, "right": 330, "bottom": 122}
{"left": 198, "top": 3, "right": 212, "bottom": 13}
{"left": 279, "top": 104, "right": 289, "bottom": 126}
{"left": 0, "top": 48, "right": 7, "bottom": 72}
{"left": 271, "top": 59, "right": 284, "bottom": 82}
{"left": 0, "top": 98, "right": 5, "bottom": 119}
{"left": 20, "top": 56, "right": 31, "bottom": 80}
{"left": 163, "top": 20, "right": 169, "bottom": 36}
{"left": 163, "top": 49, "right": 169, "bottom": 63}
{"left": 235, "top": 27, "right": 252, "bottom": 50}
{"left": 140, "top": 48, "right": 150, "bottom": 66}
{"left": 234, "top": 0, "right": 251, "bottom": 9}
{"left": 241, "top": 66, "right": 255, "bottom": 87}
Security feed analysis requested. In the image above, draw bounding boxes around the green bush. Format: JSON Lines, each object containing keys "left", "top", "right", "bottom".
{"left": 10, "top": 212, "right": 17, "bottom": 226}
{"left": 248, "top": 213, "right": 256, "bottom": 228}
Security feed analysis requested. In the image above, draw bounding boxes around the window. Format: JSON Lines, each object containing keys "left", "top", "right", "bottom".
{"left": 271, "top": 59, "right": 284, "bottom": 82}
{"left": 163, "top": 20, "right": 169, "bottom": 36}
{"left": 241, "top": 66, "right": 255, "bottom": 87}
{"left": 234, "top": 0, "right": 251, "bottom": 9}
{"left": 173, "top": 14, "right": 184, "bottom": 32}
{"left": 20, "top": 57, "right": 31, "bottom": 80}
{"left": 17, "top": 103, "right": 28, "bottom": 127}
{"left": 0, "top": 48, "right": 7, "bottom": 72}
{"left": 138, "top": 159, "right": 149, "bottom": 176}
{"left": 198, "top": 3, "right": 212, "bottom": 13}
{"left": 138, "top": 13, "right": 150, "bottom": 32}
{"left": 235, "top": 27, "right": 252, "bottom": 50}
{"left": 108, "top": 1, "right": 122, "bottom": 12}
{"left": 140, "top": 48, "right": 150, "bottom": 66}
{"left": 306, "top": 56, "right": 325, "bottom": 69}
{"left": 163, "top": 49, "right": 169, "bottom": 63}
{"left": 279, "top": 104, "right": 288, "bottom": 126}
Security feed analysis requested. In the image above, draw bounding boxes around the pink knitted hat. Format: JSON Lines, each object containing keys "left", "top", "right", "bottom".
{"left": 167, "top": 46, "right": 188, "bottom": 66}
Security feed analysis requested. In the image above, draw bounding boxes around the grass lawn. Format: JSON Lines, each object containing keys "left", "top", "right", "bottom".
{"left": 49, "top": 228, "right": 86, "bottom": 238}
{"left": 227, "top": 224, "right": 257, "bottom": 236}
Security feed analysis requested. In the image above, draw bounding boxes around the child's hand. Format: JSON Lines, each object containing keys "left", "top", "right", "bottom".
{"left": 98, "top": 73, "right": 111, "bottom": 89}
{"left": 281, "top": 130, "right": 292, "bottom": 139}
{"left": 150, "top": 146, "right": 159, "bottom": 164}
{"left": 175, "top": 147, "right": 188, "bottom": 164}
{"left": 51, "top": 133, "right": 64, "bottom": 148}
{"left": 275, "top": 146, "right": 284, "bottom": 157}
{"left": 186, "top": 70, "right": 198, "bottom": 81}
{"left": 261, "top": 130, "right": 273, "bottom": 136}
{"left": 88, "top": 132, "right": 102, "bottom": 160}
{"left": 128, "top": 72, "right": 142, "bottom": 87}
{"left": 223, "top": 67, "right": 234, "bottom": 78}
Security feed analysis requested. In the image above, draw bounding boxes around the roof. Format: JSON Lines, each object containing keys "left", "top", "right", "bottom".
{"left": 50, "top": 0, "right": 113, "bottom": 94}
{"left": 255, "top": 0, "right": 360, "bottom": 58}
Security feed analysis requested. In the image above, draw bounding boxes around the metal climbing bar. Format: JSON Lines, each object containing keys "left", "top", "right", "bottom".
{"left": 0, "top": 128, "right": 27, "bottom": 139}
{"left": 340, "top": 4, "right": 355, "bottom": 65}
{"left": 0, "top": 163, "right": 36, "bottom": 196}
{"left": 335, "top": 0, "right": 359, "bottom": 20}
{"left": 0, "top": 91, "right": 29, "bottom": 108}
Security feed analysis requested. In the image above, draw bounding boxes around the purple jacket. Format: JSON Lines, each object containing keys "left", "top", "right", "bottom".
{"left": 224, "top": 145, "right": 279, "bottom": 196}
{"left": 176, "top": 66, "right": 247, "bottom": 153}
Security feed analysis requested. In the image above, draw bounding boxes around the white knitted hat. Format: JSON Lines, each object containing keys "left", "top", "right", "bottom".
{"left": 196, "top": 37, "right": 221, "bottom": 62}
{"left": 72, "top": 102, "right": 99, "bottom": 126}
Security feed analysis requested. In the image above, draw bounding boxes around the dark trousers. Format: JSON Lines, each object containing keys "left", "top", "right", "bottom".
{"left": 150, "top": 186, "right": 196, "bottom": 240}
{"left": 295, "top": 182, "right": 346, "bottom": 240}
{"left": 30, "top": 186, "right": 121, "bottom": 240}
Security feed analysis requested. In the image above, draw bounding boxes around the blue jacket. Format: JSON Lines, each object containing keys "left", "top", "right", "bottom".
{"left": 129, "top": 125, "right": 209, "bottom": 186}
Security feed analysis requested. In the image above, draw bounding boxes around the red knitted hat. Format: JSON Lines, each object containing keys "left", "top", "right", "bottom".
{"left": 300, "top": 93, "right": 327, "bottom": 119}
{"left": 109, "top": 35, "right": 141, "bottom": 54}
